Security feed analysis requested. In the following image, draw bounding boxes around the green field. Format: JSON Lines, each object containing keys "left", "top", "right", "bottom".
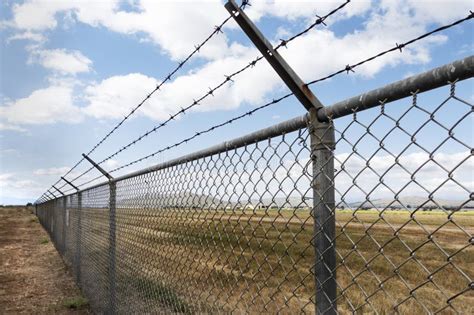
{"left": 64, "top": 208, "right": 473, "bottom": 314}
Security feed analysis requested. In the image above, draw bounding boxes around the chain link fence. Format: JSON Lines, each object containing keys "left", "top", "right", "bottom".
{"left": 37, "top": 56, "right": 473, "bottom": 314}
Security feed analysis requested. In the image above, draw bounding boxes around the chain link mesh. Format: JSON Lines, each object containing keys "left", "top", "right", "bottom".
{"left": 37, "top": 76, "right": 472, "bottom": 313}
{"left": 332, "top": 81, "right": 473, "bottom": 314}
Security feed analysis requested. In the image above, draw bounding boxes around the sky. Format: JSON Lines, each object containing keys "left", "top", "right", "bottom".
{"left": 0, "top": 0, "right": 473, "bottom": 205}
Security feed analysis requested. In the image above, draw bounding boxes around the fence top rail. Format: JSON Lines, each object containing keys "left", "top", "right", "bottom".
{"left": 40, "top": 55, "right": 473, "bottom": 201}
{"left": 318, "top": 55, "right": 473, "bottom": 121}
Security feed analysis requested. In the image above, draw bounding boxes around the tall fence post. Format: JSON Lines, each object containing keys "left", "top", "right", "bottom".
{"left": 81, "top": 153, "right": 117, "bottom": 314}
{"left": 76, "top": 191, "right": 82, "bottom": 286}
{"left": 62, "top": 196, "right": 67, "bottom": 255}
{"left": 224, "top": 1, "right": 337, "bottom": 312}
{"left": 109, "top": 182, "right": 117, "bottom": 314}
{"left": 309, "top": 108, "right": 337, "bottom": 314}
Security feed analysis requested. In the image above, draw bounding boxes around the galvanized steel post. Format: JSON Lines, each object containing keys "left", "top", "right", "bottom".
{"left": 62, "top": 196, "right": 67, "bottom": 255}
{"left": 225, "top": 1, "right": 338, "bottom": 312}
{"left": 108, "top": 182, "right": 117, "bottom": 314}
{"left": 81, "top": 153, "right": 116, "bottom": 313}
{"left": 76, "top": 192, "right": 82, "bottom": 285}
{"left": 309, "top": 108, "right": 337, "bottom": 315}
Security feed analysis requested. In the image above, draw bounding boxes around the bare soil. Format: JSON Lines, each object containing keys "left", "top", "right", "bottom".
{"left": 0, "top": 206, "right": 90, "bottom": 314}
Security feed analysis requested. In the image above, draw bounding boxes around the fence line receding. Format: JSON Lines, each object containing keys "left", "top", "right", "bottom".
{"left": 35, "top": 1, "right": 473, "bottom": 313}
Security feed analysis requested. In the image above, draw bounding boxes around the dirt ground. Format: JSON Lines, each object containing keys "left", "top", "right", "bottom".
{"left": 0, "top": 206, "right": 90, "bottom": 314}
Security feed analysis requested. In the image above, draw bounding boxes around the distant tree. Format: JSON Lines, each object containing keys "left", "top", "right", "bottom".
{"left": 26, "top": 202, "right": 33, "bottom": 207}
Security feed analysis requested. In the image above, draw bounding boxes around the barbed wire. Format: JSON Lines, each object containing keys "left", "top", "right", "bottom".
{"left": 68, "top": 10, "right": 474, "bottom": 190}
{"left": 64, "top": 91, "right": 294, "bottom": 192}
{"left": 39, "top": 5, "right": 473, "bottom": 200}
{"left": 38, "top": 2, "right": 265, "bottom": 202}
{"left": 307, "top": 11, "right": 474, "bottom": 85}
{"left": 275, "top": 0, "right": 351, "bottom": 50}
{"left": 38, "top": 8, "right": 239, "bottom": 200}
{"left": 56, "top": 0, "right": 352, "bottom": 192}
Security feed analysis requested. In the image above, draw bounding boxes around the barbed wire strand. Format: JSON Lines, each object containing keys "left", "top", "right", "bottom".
{"left": 67, "top": 10, "right": 474, "bottom": 193}
{"left": 307, "top": 11, "right": 474, "bottom": 85}
{"left": 42, "top": 7, "right": 473, "bottom": 199}
{"left": 37, "top": 2, "right": 262, "bottom": 202}
{"left": 57, "top": 0, "right": 352, "bottom": 191}
{"left": 37, "top": 9, "right": 240, "bottom": 201}
{"left": 67, "top": 92, "right": 294, "bottom": 192}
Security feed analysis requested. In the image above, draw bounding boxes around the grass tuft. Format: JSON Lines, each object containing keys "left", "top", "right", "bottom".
{"left": 40, "top": 238, "right": 49, "bottom": 244}
{"left": 62, "top": 296, "right": 88, "bottom": 309}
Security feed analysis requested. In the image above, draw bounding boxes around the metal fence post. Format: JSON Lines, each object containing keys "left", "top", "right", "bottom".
{"left": 62, "top": 196, "right": 67, "bottom": 255}
{"left": 76, "top": 192, "right": 82, "bottom": 285}
{"left": 309, "top": 108, "right": 337, "bottom": 314}
{"left": 81, "top": 153, "right": 117, "bottom": 313}
{"left": 109, "top": 181, "right": 117, "bottom": 314}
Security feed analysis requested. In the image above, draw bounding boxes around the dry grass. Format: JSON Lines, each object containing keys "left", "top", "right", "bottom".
{"left": 66, "top": 207, "right": 472, "bottom": 313}
{"left": 0, "top": 206, "right": 90, "bottom": 314}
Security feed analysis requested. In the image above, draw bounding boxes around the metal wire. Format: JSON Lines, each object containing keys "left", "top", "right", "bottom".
{"left": 66, "top": 11, "right": 473, "bottom": 193}
{"left": 60, "top": 0, "right": 353, "bottom": 192}
{"left": 331, "top": 81, "right": 473, "bottom": 314}
{"left": 307, "top": 11, "right": 474, "bottom": 86}
{"left": 38, "top": 5, "right": 239, "bottom": 201}
{"left": 37, "top": 74, "right": 473, "bottom": 313}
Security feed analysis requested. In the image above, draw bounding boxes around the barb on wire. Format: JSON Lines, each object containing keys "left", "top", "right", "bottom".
{"left": 57, "top": 0, "right": 353, "bottom": 194}
{"left": 274, "top": 0, "right": 351, "bottom": 50}
{"left": 69, "top": 92, "right": 294, "bottom": 190}
{"left": 306, "top": 11, "right": 474, "bottom": 85}
{"left": 49, "top": 1, "right": 270, "bottom": 196}
{"left": 106, "top": 9, "right": 473, "bottom": 181}
{"left": 69, "top": 0, "right": 352, "bottom": 180}
{"left": 46, "top": 7, "right": 472, "bottom": 199}
{"left": 41, "top": 11, "right": 238, "bottom": 197}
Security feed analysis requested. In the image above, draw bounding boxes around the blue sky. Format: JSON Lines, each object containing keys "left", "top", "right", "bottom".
{"left": 0, "top": 0, "right": 472, "bottom": 205}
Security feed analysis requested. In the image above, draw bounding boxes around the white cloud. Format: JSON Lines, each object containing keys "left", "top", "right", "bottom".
{"left": 33, "top": 166, "right": 71, "bottom": 176}
{"left": 103, "top": 159, "right": 119, "bottom": 170}
{"left": 0, "top": 122, "right": 27, "bottom": 132}
{"left": 397, "top": 0, "right": 472, "bottom": 25}
{"left": 1, "top": 0, "right": 470, "bottom": 127}
{"left": 334, "top": 151, "right": 473, "bottom": 201}
{"left": 246, "top": 0, "right": 373, "bottom": 22}
{"left": 4, "top": 0, "right": 232, "bottom": 61}
{"left": 83, "top": 73, "right": 159, "bottom": 119}
{"left": 3, "top": 0, "right": 470, "bottom": 62}
{"left": 78, "top": 0, "right": 453, "bottom": 122}
{"left": 0, "top": 84, "right": 83, "bottom": 125}
{"left": 29, "top": 48, "right": 92, "bottom": 75}
{"left": 6, "top": 0, "right": 77, "bottom": 31}
{"left": 76, "top": 0, "right": 233, "bottom": 61}
{"left": 0, "top": 173, "right": 41, "bottom": 201}
{"left": 6, "top": 31, "right": 45, "bottom": 43}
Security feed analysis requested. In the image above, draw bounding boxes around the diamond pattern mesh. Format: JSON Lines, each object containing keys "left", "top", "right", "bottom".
{"left": 36, "top": 79, "right": 473, "bottom": 314}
